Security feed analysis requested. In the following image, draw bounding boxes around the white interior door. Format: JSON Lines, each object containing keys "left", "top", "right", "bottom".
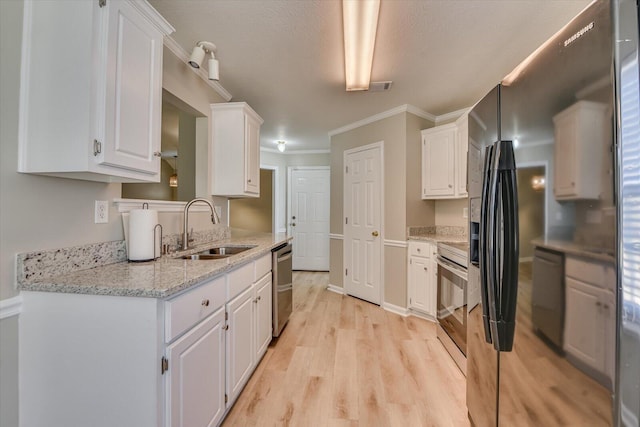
{"left": 343, "top": 144, "right": 382, "bottom": 305}
{"left": 289, "top": 167, "right": 330, "bottom": 271}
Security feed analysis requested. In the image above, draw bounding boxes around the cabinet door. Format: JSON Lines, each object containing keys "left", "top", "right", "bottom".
{"left": 254, "top": 275, "right": 273, "bottom": 362}
{"left": 244, "top": 115, "right": 260, "bottom": 194}
{"left": 564, "top": 277, "right": 606, "bottom": 372}
{"left": 226, "top": 286, "right": 254, "bottom": 405}
{"left": 553, "top": 113, "right": 578, "bottom": 198}
{"left": 166, "top": 308, "right": 225, "bottom": 427}
{"left": 422, "top": 127, "right": 456, "bottom": 198}
{"left": 455, "top": 116, "right": 468, "bottom": 197}
{"left": 408, "top": 256, "right": 431, "bottom": 314}
{"left": 100, "top": 0, "right": 162, "bottom": 176}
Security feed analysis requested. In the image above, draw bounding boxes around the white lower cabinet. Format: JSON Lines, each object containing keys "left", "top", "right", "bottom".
{"left": 225, "top": 286, "right": 255, "bottom": 405}
{"left": 254, "top": 274, "right": 273, "bottom": 361}
{"left": 167, "top": 308, "right": 226, "bottom": 427}
{"left": 20, "top": 252, "right": 275, "bottom": 427}
{"left": 407, "top": 241, "right": 437, "bottom": 319}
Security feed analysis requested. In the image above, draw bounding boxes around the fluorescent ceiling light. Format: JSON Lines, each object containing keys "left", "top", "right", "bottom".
{"left": 342, "top": 0, "right": 380, "bottom": 91}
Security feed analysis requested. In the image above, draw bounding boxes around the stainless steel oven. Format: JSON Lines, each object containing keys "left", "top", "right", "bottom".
{"left": 272, "top": 242, "right": 293, "bottom": 337}
{"left": 436, "top": 241, "right": 469, "bottom": 374}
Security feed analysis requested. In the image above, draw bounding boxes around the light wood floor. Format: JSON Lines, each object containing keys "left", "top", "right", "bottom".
{"left": 222, "top": 271, "right": 469, "bottom": 427}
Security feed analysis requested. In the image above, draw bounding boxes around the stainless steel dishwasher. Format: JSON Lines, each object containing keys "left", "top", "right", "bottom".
{"left": 532, "top": 247, "right": 564, "bottom": 350}
{"left": 272, "top": 243, "right": 293, "bottom": 337}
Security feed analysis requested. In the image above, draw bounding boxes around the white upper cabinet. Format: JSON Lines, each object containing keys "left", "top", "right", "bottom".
{"left": 421, "top": 115, "right": 468, "bottom": 199}
{"left": 210, "top": 102, "right": 264, "bottom": 198}
{"left": 552, "top": 101, "right": 610, "bottom": 200}
{"left": 18, "top": 0, "right": 174, "bottom": 182}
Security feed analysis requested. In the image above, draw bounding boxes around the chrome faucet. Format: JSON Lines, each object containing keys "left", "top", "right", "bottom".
{"left": 182, "top": 198, "right": 220, "bottom": 251}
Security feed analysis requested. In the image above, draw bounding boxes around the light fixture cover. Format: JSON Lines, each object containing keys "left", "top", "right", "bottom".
{"left": 343, "top": 0, "right": 381, "bottom": 91}
{"left": 277, "top": 141, "right": 286, "bottom": 152}
{"left": 208, "top": 57, "right": 219, "bottom": 81}
{"left": 188, "top": 45, "right": 205, "bottom": 69}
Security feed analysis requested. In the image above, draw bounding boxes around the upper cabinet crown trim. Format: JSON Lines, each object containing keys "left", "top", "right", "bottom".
{"left": 211, "top": 102, "right": 264, "bottom": 124}
{"left": 328, "top": 104, "right": 436, "bottom": 137}
{"left": 128, "top": 0, "right": 175, "bottom": 35}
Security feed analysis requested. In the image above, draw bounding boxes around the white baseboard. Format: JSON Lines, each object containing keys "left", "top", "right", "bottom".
{"left": 382, "top": 302, "right": 409, "bottom": 317}
{"left": 326, "top": 284, "right": 345, "bottom": 295}
{"left": 329, "top": 233, "right": 344, "bottom": 240}
{"left": 0, "top": 294, "right": 23, "bottom": 320}
{"left": 383, "top": 239, "right": 408, "bottom": 248}
{"left": 408, "top": 309, "right": 437, "bottom": 323}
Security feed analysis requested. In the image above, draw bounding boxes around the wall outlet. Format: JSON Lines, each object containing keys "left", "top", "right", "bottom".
{"left": 95, "top": 200, "right": 109, "bottom": 224}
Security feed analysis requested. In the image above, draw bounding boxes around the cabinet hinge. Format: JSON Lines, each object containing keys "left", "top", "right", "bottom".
{"left": 410, "top": 259, "right": 412, "bottom": 265}
{"left": 345, "top": 217, "right": 348, "bottom": 225}
{"left": 161, "top": 357, "right": 168, "bottom": 375}
{"left": 93, "top": 139, "right": 102, "bottom": 156}
{"left": 410, "top": 298, "right": 412, "bottom": 304}
{"left": 225, "top": 311, "right": 228, "bottom": 321}
{"left": 225, "top": 394, "right": 228, "bottom": 404}
{"left": 345, "top": 268, "right": 348, "bottom": 276}
{"left": 98, "top": 0, "right": 106, "bottom": 7}
{"left": 345, "top": 166, "right": 349, "bottom": 173}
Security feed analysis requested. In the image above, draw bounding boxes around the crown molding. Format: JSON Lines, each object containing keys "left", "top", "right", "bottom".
{"left": 435, "top": 106, "right": 472, "bottom": 124}
{"left": 260, "top": 147, "right": 330, "bottom": 155}
{"left": 328, "top": 104, "right": 436, "bottom": 137}
{"left": 163, "top": 36, "right": 233, "bottom": 102}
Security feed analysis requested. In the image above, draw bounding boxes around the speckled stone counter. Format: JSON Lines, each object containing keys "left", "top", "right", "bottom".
{"left": 18, "top": 230, "right": 291, "bottom": 298}
{"left": 531, "top": 237, "right": 615, "bottom": 264}
{"left": 407, "top": 226, "right": 468, "bottom": 244}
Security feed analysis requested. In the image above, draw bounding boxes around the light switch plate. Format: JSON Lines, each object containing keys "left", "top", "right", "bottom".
{"left": 95, "top": 200, "right": 108, "bottom": 224}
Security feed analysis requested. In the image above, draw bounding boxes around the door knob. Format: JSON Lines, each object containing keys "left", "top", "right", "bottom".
{"left": 290, "top": 223, "right": 296, "bottom": 227}
{"left": 292, "top": 216, "right": 296, "bottom": 220}
{"left": 372, "top": 231, "right": 379, "bottom": 237}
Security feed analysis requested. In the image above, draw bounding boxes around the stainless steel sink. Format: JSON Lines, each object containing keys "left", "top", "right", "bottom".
{"left": 178, "top": 245, "right": 255, "bottom": 260}
{"left": 201, "top": 246, "right": 255, "bottom": 255}
{"left": 180, "top": 254, "right": 230, "bottom": 260}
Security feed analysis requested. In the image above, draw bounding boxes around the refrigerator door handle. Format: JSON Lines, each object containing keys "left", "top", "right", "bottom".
{"left": 495, "top": 140, "right": 519, "bottom": 352}
{"left": 479, "top": 145, "right": 494, "bottom": 344}
{"left": 487, "top": 142, "right": 502, "bottom": 349}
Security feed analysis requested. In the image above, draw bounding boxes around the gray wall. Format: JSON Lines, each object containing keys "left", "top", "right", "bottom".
{"left": 329, "top": 112, "right": 435, "bottom": 307}
{"left": 0, "top": 3, "right": 227, "bottom": 424}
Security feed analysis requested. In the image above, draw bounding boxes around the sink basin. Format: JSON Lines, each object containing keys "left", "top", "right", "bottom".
{"left": 198, "top": 246, "right": 255, "bottom": 255}
{"left": 180, "top": 254, "right": 230, "bottom": 260}
{"left": 178, "top": 245, "right": 256, "bottom": 260}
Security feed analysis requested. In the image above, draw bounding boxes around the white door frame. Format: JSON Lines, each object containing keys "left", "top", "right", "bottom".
{"left": 343, "top": 141, "right": 385, "bottom": 305}
{"left": 260, "top": 164, "right": 280, "bottom": 233}
{"left": 286, "top": 166, "right": 330, "bottom": 236}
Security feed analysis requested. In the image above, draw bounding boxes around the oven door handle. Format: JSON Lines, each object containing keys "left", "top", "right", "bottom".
{"left": 436, "top": 256, "right": 468, "bottom": 281}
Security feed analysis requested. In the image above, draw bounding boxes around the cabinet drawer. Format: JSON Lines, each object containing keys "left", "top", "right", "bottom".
{"left": 228, "top": 262, "right": 254, "bottom": 299}
{"left": 566, "top": 256, "right": 613, "bottom": 290}
{"left": 254, "top": 254, "right": 272, "bottom": 281}
{"left": 408, "top": 241, "right": 431, "bottom": 258}
{"left": 165, "top": 275, "right": 226, "bottom": 343}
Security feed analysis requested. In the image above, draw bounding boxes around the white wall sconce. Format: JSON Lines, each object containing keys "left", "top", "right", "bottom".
{"left": 277, "top": 141, "right": 286, "bottom": 152}
{"left": 188, "top": 41, "right": 219, "bottom": 81}
{"left": 342, "top": 0, "right": 381, "bottom": 91}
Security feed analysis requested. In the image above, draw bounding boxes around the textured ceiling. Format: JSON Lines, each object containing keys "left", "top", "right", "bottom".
{"left": 149, "top": 0, "right": 591, "bottom": 152}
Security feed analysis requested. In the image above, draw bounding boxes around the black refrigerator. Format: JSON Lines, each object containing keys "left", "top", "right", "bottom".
{"left": 466, "top": 0, "right": 640, "bottom": 425}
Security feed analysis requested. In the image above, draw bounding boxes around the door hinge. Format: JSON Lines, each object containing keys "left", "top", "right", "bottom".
{"left": 345, "top": 268, "right": 348, "bottom": 276}
{"left": 410, "top": 298, "right": 412, "bottom": 304}
{"left": 161, "top": 357, "right": 169, "bottom": 375}
{"left": 410, "top": 259, "right": 412, "bottom": 265}
{"left": 98, "top": 0, "right": 106, "bottom": 7}
{"left": 93, "top": 139, "right": 102, "bottom": 156}
{"left": 345, "top": 217, "right": 348, "bottom": 225}
{"left": 345, "top": 165, "right": 349, "bottom": 173}
{"left": 225, "top": 311, "right": 228, "bottom": 321}
{"left": 225, "top": 394, "right": 228, "bottom": 404}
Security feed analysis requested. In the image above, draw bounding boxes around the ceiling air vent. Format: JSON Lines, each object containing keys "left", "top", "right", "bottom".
{"left": 368, "top": 81, "right": 393, "bottom": 92}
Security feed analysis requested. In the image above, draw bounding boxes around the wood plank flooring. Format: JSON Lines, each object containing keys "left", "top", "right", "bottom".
{"left": 222, "top": 271, "right": 469, "bottom": 427}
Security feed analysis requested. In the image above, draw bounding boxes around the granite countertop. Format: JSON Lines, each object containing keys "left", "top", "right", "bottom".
{"left": 18, "top": 230, "right": 291, "bottom": 299}
{"left": 407, "top": 225, "right": 468, "bottom": 244}
{"left": 531, "top": 237, "right": 615, "bottom": 264}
